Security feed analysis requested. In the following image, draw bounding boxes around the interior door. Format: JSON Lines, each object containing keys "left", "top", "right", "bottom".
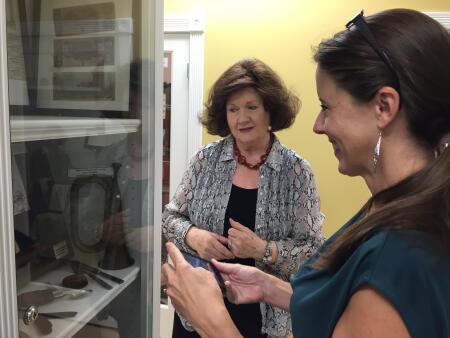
{"left": 161, "top": 33, "right": 190, "bottom": 338}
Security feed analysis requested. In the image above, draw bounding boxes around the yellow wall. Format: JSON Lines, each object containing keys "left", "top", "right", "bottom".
{"left": 164, "top": 0, "right": 450, "bottom": 237}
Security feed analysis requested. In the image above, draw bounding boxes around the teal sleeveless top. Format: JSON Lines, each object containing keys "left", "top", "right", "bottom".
{"left": 290, "top": 209, "right": 450, "bottom": 338}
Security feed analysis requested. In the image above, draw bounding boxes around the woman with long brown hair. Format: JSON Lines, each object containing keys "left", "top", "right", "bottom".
{"left": 162, "top": 9, "right": 450, "bottom": 338}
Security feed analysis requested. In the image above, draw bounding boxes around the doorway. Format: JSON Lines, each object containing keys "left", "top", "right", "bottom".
{"left": 161, "top": 14, "right": 205, "bottom": 338}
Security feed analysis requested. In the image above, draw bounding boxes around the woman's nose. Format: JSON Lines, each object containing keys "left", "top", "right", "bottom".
{"left": 313, "top": 112, "right": 325, "bottom": 134}
{"left": 237, "top": 110, "right": 251, "bottom": 122}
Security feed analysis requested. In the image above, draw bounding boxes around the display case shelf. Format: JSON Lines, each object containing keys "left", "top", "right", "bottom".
{"left": 18, "top": 264, "right": 140, "bottom": 338}
{"left": 10, "top": 116, "right": 140, "bottom": 143}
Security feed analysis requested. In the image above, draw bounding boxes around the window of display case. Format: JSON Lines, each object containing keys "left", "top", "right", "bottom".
{"left": 3, "top": 0, "right": 162, "bottom": 337}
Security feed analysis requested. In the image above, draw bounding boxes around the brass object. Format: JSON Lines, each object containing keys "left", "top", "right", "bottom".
{"left": 98, "top": 163, "right": 134, "bottom": 270}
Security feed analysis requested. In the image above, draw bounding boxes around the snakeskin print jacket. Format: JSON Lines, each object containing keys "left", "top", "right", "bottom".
{"left": 162, "top": 135, "right": 325, "bottom": 338}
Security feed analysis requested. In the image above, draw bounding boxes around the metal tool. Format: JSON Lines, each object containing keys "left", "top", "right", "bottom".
{"left": 69, "top": 261, "right": 114, "bottom": 290}
{"left": 21, "top": 306, "right": 77, "bottom": 320}
{"left": 40, "top": 311, "right": 78, "bottom": 319}
{"left": 69, "top": 260, "right": 124, "bottom": 284}
{"left": 18, "top": 288, "right": 91, "bottom": 309}
{"left": 83, "top": 271, "right": 113, "bottom": 290}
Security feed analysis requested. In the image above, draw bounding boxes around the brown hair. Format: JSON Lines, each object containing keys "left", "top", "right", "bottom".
{"left": 201, "top": 58, "right": 300, "bottom": 136}
{"left": 313, "top": 9, "right": 450, "bottom": 271}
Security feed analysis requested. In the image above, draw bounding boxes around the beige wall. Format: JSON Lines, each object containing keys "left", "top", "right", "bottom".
{"left": 164, "top": 0, "right": 450, "bottom": 236}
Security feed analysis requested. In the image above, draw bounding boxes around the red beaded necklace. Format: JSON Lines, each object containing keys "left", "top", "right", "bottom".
{"left": 233, "top": 134, "right": 274, "bottom": 170}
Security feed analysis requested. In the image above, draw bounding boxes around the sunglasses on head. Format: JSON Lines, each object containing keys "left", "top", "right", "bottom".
{"left": 346, "top": 10, "right": 402, "bottom": 105}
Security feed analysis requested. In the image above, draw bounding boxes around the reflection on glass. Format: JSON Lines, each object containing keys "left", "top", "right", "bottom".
{"left": 6, "top": 0, "right": 29, "bottom": 105}
{"left": 161, "top": 51, "right": 172, "bottom": 305}
{"left": 53, "top": 72, "right": 116, "bottom": 101}
{"left": 54, "top": 37, "right": 115, "bottom": 67}
{"left": 53, "top": 2, "right": 116, "bottom": 36}
{"left": 7, "top": 0, "right": 156, "bottom": 336}
{"left": 37, "top": 0, "right": 133, "bottom": 111}
{"left": 70, "top": 178, "right": 108, "bottom": 251}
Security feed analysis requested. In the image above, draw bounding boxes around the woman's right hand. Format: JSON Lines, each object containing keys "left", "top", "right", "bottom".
{"left": 211, "top": 260, "right": 266, "bottom": 304}
{"left": 162, "top": 243, "right": 242, "bottom": 338}
{"left": 101, "top": 210, "right": 129, "bottom": 245}
{"left": 185, "top": 227, "right": 234, "bottom": 261}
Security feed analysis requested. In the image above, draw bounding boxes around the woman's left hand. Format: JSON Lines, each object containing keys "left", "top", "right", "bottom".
{"left": 162, "top": 243, "right": 231, "bottom": 335}
{"left": 227, "top": 219, "right": 266, "bottom": 260}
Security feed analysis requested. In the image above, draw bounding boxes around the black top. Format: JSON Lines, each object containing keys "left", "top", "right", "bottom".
{"left": 172, "top": 184, "right": 266, "bottom": 338}
{"left": 223, "top": 184, "right": 258, "bottom": 266}
{"left": 222, "top": 185, "right": 265, "bottom": 338}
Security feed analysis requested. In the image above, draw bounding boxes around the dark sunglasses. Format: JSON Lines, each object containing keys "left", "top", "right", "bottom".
{"left": 346, "top": 10, "right": 402, "bottom": 104}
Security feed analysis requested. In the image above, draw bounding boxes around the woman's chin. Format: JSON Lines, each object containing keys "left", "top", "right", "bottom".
{"left": 337, "top": 160, "right": 350, "bottom": 175}
{"left": 337, "top": 165, "right": 347, "bottom": 175}
{"left": 337, "top": 162, "right": 359, "bottom": 177}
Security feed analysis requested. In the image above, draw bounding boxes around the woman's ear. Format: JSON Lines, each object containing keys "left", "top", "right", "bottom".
{"left": 373, "top": 86, "right": 401, "bottom": 129}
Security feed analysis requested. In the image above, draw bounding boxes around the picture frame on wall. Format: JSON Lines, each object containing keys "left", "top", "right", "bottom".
{"left": 6, "top": 0, "right": 29, "bottom": 106}
{"left": 36, "top": 0, "right": 133, "bottom": 111}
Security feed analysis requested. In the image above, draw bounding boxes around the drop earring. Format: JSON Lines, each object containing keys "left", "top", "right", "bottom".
{"left": 373, "top": 131, "right": 382, "bottom": 172}
{"left": 267, "top": 125, "right": 272, "bottom": 132}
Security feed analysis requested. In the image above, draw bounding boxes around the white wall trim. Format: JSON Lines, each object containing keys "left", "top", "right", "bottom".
{"left": 425, "top": 12, "right": 450, "bottom": 29}
{"left": 0, "top": 0, "right": 19, "bottom": 336}
{"left": 164, "top": 14, "right": 205, "bottom": 33}
{"left": 165, "top": 14, "right": 204, "bottom": 158}
{"left": 10, "top": 116, "right": 140, "bottom": 142}
{"left": 187, "top": 31, "right": 204, "bottom": 157}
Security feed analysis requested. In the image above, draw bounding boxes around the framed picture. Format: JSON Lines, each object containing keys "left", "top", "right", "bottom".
{"left": 6, "top": 0, "right": 29, "bottom": 105}
{"left": 36, "top": 0, "right": 133, "bottom": 111}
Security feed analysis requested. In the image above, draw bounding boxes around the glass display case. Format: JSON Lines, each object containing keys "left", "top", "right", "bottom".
{"left": 0, "top": 0, "right": 163, "bottom": 337}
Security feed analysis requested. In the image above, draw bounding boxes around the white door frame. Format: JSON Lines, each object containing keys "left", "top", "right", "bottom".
{"left": 161, "top": 14, "right": 205, "bottom": 338}
{"left": 165, "top": 35, "right": 190, "bottom": 197}
{"left": 165, "top": 14, "right": 204, "bottom": 162}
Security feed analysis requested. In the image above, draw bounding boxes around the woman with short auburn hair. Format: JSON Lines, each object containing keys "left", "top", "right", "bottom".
{"left": 201, "top": 58, "right": 300, "bottom": 136}
{"left": 163, "top": 58, "right": 324, "bottom": 338}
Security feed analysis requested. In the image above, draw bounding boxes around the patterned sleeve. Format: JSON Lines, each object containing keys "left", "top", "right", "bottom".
{"left": 272, "top": 159, "right": 325, "bottom": 277}
{"left": 161, "top": 149, "right": 206, "bottom": 253}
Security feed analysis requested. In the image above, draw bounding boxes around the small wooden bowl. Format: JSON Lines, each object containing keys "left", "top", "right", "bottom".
{"left": 62, "top": 273, "right": 88, "bottom": 289}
